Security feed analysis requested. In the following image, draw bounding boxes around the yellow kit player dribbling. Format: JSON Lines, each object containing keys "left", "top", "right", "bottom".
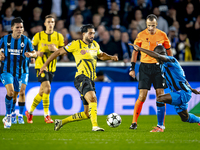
{"left": 39, "top": 24, "right": 118, "bottom": 131}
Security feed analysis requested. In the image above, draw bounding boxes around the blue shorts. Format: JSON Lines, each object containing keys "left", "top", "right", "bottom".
{"left": 0, "top": 72, "right": 22, "bottom": 92}
{"left": 170, "top": 90, "right": 192, "bottom": 113}
{"left": 22, "top": 73, "right": 29, "bottom": 85}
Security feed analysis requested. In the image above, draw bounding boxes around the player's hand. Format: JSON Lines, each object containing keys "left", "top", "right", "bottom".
{"left": 39, "top": 66, "right": 48, "bottom": 75}
{"left": 0, "top": 52, "right": 5, "bottom": 61}
{"left": 24, "top": 52, "right": 33, "bottom": 58}
{"left": 191, "top": 89, "right": 200, "bottom": 94}
{"left": 48, "top": 44, "right": 57, "bottom": 52}
{"left": 111, "top": 56, "right": 118, "bottom": 61}
{"left": 129, "top": 70, "right": 136, "bottom": 78}
{"left": 128, "top": 43, "right": 139, "bottom": 51}
{"left": 31, "top": 58, "right": 35, "bottom": 64}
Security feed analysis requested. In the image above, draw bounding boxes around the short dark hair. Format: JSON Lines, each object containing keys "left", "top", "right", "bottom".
{"left": 80, "top": 24, "right": 95, "bottom": 33}
{"left": 11, "top": 17, "right": 23, "bottom": 27}
{"left": 45, "top": 15, "right": 55, "bottom": 21}
{"left": 146, "top": 14, "right": 157, "bottom": 21}
{"left": 154, "top": 45, "right": 166, "bottom": 55}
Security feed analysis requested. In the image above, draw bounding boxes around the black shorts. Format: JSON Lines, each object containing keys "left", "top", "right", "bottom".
{"left": 74, "top": 74, "right": 95, "bottom": 105}
{"left": 138, "top": 63, "right": 167, "bottom": 90}
{"left": 36, "top": 69, "right": 54, "bottom": 83}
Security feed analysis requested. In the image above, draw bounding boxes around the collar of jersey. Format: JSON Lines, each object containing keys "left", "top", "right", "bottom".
{"left": 145, "top": 28, "right": 158, "bottom": 35}
{"left": 80, "top": 40, "right": 89, "bottom": 45}
{"left": 44, "top": 31, "right": 55, "bottom": 35}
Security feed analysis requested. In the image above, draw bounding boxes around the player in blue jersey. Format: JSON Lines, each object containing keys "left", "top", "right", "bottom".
{"left": 129, "top": 44, "right": 200, "bottom": 131}
{"left": 0, "top": 17, "right": 37, "bottom": 128}
{"left": 10, "top": 57, "right": 35, "bottom": 124}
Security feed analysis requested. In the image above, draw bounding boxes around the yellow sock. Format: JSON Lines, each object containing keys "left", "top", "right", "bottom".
{"left": 29, "top": 94, "right": 42, "bottom": 113}
{"left": 62, "top": 112, "right": 88, "bottom": 125}
{"left": 89, "top": 102, "right": 98, "bottom": 127}
{"left": 42, "top": 93, "right": 49, "bottom": 116}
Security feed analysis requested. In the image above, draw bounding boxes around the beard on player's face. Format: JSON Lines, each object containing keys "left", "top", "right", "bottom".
{"left": 86, "top": 36, "right": 93, "bottom": 43}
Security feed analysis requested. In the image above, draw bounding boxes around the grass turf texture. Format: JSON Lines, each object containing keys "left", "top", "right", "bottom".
{"left": 0, "top": 115, "right": 200, "bottom": 150}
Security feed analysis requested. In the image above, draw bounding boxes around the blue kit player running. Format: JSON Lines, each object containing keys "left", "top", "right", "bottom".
{"left": 129, "top": 44, "right": 200, "bottom": 130}
{"left": 10, "top": 57, "right": 35, "bottom": 124}
{"left": 0, "top": 17, "right": 37, "bottom": 128}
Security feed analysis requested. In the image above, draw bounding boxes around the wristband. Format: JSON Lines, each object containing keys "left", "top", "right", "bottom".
{"left": 130, "top": 62, "right": 136, "bottom": 71}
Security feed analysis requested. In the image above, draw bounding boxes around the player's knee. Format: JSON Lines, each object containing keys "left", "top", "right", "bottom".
{"left": 138, "top": 95, "right": 146, "bottom": 101}
{"left": 89, "top": 95, "right": 97, "bottom": 103}
{"left": 44, "top": 86, "right": 51, "bottom": 94}
{"left": 19, "top": 90, "right": 25, "bottom": 97}
{"left": 7, "top": 89, "right": 14, "bottom": 97}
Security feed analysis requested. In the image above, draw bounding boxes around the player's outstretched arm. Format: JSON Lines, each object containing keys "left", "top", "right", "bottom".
{"left": 97, "top": 52, "right": 118, "bottom": 61}
{"left": 186, "top": 80, "right": 200, "bottom": 94}
{"left": 39, "top": 46, "right": 67, "bottom": 75}
{"left": 24, "top": 50, "right": 37, "bottom": 58}
{"left": 166, "top": 48, "right": 173, "bottom": 56}
{"left": 129, "top": 43, "right": 168, "bottom": 62}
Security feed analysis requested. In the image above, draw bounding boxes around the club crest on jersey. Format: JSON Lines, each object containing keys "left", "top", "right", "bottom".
{"left": 80, "top": 50, "right": 86, "bottom": 55}
{"left": 21, "top": 42, "right": 25, "bottom": 47}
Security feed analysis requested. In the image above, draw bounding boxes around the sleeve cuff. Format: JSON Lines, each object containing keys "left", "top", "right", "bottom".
{"left": 63, "top": 46, "right": 69, "bottom": 52}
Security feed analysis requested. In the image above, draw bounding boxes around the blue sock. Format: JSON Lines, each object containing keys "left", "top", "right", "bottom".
{"left": 186, "top": 113, "right": 200, "bottom": 123}
{"left": 11, "top": 102, "right": 16, "bottom": 113}
{"left": 5, "top": 95, "right": 13, "bottom": 115}
{"left": 156, "top": 102, "right": 165, "bottom": 126}
{"left": 18, "top": 102, "right": 25, "bottom": 115}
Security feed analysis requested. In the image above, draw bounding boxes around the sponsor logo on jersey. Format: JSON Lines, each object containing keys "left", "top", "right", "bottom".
{"left": 8, "top": 49, "right": 23, "bottom": 55}
{"left": 80, "top": 49, "right": 97, "bottom": 55}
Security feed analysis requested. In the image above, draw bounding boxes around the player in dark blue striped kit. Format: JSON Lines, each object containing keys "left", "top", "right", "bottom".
{"left": 129, "top": 44, "right": 200, "bottom": 131}
{"left": 0, "top": 17, "right": 37, "bottom": 129}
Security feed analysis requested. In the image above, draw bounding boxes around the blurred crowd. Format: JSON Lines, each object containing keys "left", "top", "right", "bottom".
{"left": 0, "top": 0, "right": 200, "bottom": 62}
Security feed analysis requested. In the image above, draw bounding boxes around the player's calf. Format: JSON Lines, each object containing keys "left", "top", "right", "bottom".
{"left": 179, "top": 111, "right": 200, "bottom": 124}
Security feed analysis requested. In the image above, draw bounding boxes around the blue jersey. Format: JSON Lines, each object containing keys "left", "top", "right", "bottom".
{"left": 161, "top": 56, "right": 190, "bottom": 92}
{"left": 0, "top": 34, "right": 34, "bottom": 78}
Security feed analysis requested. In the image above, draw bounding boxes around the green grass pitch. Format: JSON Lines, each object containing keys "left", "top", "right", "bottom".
{"left": 0, "top": 115, "right": 200, "bottom": 150}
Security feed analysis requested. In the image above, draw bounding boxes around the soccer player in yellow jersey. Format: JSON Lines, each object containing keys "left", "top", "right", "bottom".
{"left": 25, "top": 15, "right": 64, "bottom": 124}
{"left": 39, "top": 24, "right": 118, "bottom": 131}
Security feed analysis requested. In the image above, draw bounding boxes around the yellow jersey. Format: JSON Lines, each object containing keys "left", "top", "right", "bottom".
{"left": 33, "top": 31, "right": 64, "bottom": 72}
{"left": 64, "top": 40, "right": 102, "bottom": 80}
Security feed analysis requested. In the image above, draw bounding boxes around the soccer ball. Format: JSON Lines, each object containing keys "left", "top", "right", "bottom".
{"left": 106, "top": 113, "right": 122, "bottom": 128}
